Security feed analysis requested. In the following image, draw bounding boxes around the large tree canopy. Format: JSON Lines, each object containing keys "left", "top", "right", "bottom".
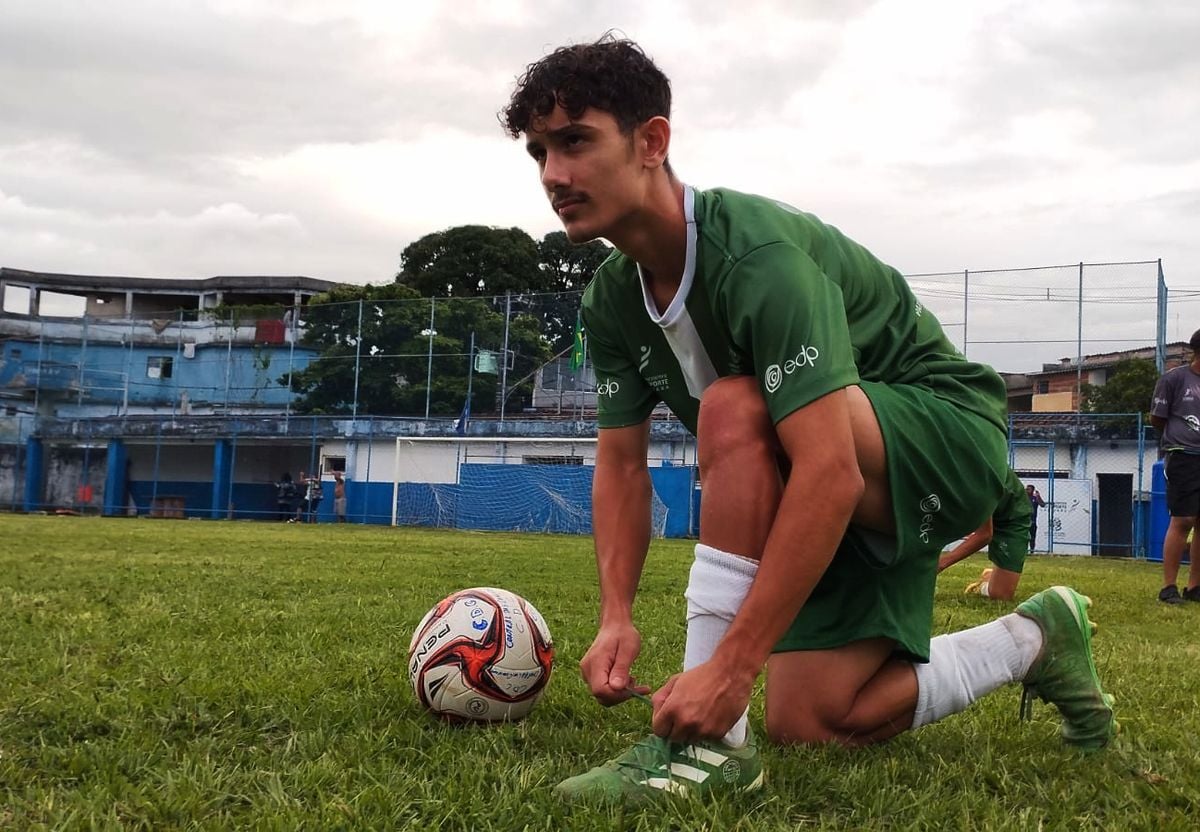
{"left": 290, "top": 226, "right": 612, "bottom": 416}
{"left": 396, "top": 226, "right": 544, "bottom": 297}
{"left": 538, "top": 231, "right": 612, "bottom": 291}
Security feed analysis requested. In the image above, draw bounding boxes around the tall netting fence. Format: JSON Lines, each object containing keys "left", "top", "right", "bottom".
{"left": 391, "top": 436, "right": 695, "bottom": 538}
{"left": 0, "top": 259, "right": 1182, "bottom": 549}
{"left": 907, "top": 261, "right": 1165, "bottom": 374}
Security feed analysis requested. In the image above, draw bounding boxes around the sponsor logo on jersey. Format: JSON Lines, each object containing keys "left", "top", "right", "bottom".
{"left": 645, "top": 374, "right": 670, "bottom": 392}
{"left": 638, "top": 345, "right": 652, "bottom": 372}
{"left": 1186, "top": 415, "right": 1200, "bottom": 432}
{"left": 597, "top": 379, "right": 621, "bottom": 397}
{"left": 914, "top": 301, "right": 924, "bottom": 318}
{"left": 764, "top": 364, "right": 783, "bottom": 393}
{"left": 918, "top": 493, "right": 941, "bottom": 544}
{"left": 763, "top": 345, "right": 820, "bottom": 393}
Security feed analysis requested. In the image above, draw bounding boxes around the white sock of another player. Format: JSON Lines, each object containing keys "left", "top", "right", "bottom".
{"left": 684, "top": 543, "right": 758, "bottom": 748}
{"left": 911, "top": 613, "right": 1043, "bottom": 728}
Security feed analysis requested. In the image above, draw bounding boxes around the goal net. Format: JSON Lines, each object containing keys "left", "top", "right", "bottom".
{"left": 391, "top": 437, "right": 670, "bottom": 537}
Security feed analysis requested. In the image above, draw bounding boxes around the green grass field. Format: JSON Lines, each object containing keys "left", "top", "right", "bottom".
{"left": 1, "top": 515, "right": 1198, "bottom": 830}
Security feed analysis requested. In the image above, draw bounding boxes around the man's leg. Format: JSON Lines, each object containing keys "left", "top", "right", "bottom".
{"left": 764, "top": 588, "right": 1118, "bottom": 750}
{"left": 684, "top": 379, "right": 896, "bottom": 743}
{"left": 764, "top": 625, "right": 1041, "bottom": 746}
{"left": 1185, "top": 518, "right": 1200, "bottom": 600}
{"left": 1160, "top": 516, "right": 1192, "bottom": 602}
{"left": 974, "top": 566, "right": 1021, "bottom": 600}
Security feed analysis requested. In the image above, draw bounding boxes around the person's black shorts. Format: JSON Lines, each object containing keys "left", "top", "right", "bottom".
{"left": 1165, "top": 451, "right": 1200, "bottom": 517}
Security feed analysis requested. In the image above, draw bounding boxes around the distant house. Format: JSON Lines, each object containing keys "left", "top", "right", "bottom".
{"left": 1001, "top": 342, "right": 1188, "bottom": 413}
{"left": 0, "top": 267, "right": 340, "bottom": 421}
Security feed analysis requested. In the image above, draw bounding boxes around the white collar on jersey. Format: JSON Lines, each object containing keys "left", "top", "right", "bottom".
{"left": 637, "top": 184, "right": 696, "bottom": 327}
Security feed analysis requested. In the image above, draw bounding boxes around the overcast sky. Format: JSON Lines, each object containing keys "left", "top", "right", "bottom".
{"left": 1, "top": 0, "right": 1197, "bottom": 371}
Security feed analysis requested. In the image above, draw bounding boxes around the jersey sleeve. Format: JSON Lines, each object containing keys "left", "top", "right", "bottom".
{"left": 1151, "top": 371, "right": 1174, "bottom": 419}
{"left": 989, "top": 470, "right": 1031, "bottom": 572}
{"left": 581, "top": 304, "right": 658, "bottom": 429}
{"left": 720, "top": 243, "right": 860, "bottom": 423}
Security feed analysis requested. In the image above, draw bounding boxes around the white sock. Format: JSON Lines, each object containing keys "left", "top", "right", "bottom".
{"left": 684, "top": 543, "right": 758, "bottom": 747}
{"left": 911, "top": 613, "right": 1043, "bottom": 728}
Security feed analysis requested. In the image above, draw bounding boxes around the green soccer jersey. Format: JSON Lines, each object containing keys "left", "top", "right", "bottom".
{"left": 989, "top": 469, "right": 1032, "bottom": 570}
{"left": 581, "top": 186, "right": 1008, "bottom": 434}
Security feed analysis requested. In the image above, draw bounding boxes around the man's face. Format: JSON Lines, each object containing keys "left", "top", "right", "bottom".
{"left": 1026, "top": 486, "right": 1035, "bottom": 495}
{"left": 524, "top": 105, "right": 645, "bottom": 243}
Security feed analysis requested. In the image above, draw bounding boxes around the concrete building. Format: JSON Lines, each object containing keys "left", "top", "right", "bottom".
{"left": 0, "top": 267, "right": 339, "bottom": 515}
{"left": 1001, "top": 342, "right": 1187, "bottom": 413}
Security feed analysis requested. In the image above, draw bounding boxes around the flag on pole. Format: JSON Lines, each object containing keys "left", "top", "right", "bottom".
{"left": 454, "top": 396, "right": 471, "bottom": 435}
{"left": 569, "top": 312, "right": 586, "bottom": 370}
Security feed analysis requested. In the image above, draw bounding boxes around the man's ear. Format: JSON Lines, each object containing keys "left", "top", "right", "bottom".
{"left": 639, "top": 116, "right": 671, "bottom": 170}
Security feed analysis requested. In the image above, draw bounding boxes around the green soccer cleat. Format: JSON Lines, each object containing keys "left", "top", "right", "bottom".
{"left": 553, "top": 731, "right": 764, "bottom": 804}
{"left": 1016, "top": 586, "right": 1117, "bottom": 751}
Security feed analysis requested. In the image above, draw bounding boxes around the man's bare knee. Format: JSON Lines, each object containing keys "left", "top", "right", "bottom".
{"left": 765, "top": 708, "right": 882, "bottom": 748}
{"left": 765, "top": 708, "right": 840, "bottom": 746}
{"left": 696, "top": 376, "right": 777, "bottom": 466}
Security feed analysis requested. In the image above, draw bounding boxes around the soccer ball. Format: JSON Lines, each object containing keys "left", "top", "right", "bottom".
{"left": 408, "top": 586, "right": 554, "bottom": 722}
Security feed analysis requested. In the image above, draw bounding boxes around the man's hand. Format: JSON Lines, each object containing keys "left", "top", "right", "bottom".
{"left": 579, "top": 622, "right": 650, "bottom": 705}
{"left": 650, "top": 659, "right": 756, "bottom": 743}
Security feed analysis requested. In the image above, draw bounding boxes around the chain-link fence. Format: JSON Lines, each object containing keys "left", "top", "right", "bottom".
{"left": 0, "top": 260, "right": 1171, "bottom": 421}
{"left": 0, "top": 258, "right": 1182, "bottom": 552}
{"left": 907, "top": 260, "right": 1166, "bottom": 374}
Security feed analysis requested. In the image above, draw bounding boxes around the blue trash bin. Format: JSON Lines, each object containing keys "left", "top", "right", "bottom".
{"left": 1148, "top": 458, "right": 1191, "bottom": 563}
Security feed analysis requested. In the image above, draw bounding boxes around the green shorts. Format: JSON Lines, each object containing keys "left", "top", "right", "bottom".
{"left": 986, "top": 531, "right": 1027, "bottom": 573}
{"left": 773, "top": 381, "right": 1009, "bottom": 662}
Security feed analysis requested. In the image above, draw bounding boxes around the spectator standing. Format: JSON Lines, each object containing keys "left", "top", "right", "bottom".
{"left": 304, "top": 473, "right": 324, "bottom": 523}
{"left": 333, "top": 471, "right": 347, "bottom": 523}
{"left": 1026, "top": 485, "right": 1045, "bottom": 552}
{"left": 275, "top": 473, "right": 297, "bottom": 522}
{"left": 1150, "top": 328, "right": 1200, "bottom": 604}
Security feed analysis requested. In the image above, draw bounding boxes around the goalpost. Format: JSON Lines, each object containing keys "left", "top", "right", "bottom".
{"left": 391, "top": 436, "right": 670, "bottom": 537}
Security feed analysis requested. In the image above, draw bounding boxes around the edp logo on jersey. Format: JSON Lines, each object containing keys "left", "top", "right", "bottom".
{"left": 597, "top": 379, "right": 621, "bottom": 397}
{"left": 763, "top": 346, "right": 820, "bottom": 393}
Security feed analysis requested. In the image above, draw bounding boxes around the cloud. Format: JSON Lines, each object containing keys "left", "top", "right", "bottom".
{"left": 0, "top": 0, "right": 1197, "bottom": 376}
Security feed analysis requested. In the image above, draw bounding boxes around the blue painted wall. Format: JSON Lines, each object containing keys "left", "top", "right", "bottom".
{"left": 109, "top": 463, "right": 701, "bottom": 538}
{"left": 0, "top": 339, "right": 316, "bottom": 408}
{"left": 391, "top": 463, "right": 696, "bottom": 537}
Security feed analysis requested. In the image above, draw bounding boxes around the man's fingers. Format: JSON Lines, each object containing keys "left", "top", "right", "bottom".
{"left": 608, "top": 638, "right": 640, "bottom": 691}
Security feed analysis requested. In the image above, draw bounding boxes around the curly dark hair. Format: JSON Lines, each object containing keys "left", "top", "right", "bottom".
{"left": 500, "top": 35, "right": 671, "bottom": 138}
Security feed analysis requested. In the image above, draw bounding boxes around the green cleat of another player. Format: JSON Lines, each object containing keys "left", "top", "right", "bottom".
{"left": 553, "top": 731, "right": 764, "bottom": 804}
{"left": 1016, "top": 586, "right": 1117, "bottom": 751}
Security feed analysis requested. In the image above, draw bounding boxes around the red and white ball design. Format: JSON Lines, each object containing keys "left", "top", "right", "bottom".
{"left": 407, "top": 587, "right": 554, "bottom": 722}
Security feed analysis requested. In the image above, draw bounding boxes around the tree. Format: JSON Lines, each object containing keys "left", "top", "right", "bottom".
{"left": 536, "top": 232, "right": 612, "bottom": 351}
{"left": 538, "top": 231, "right": 611, "bottom": 291}
{"left": 1080, "top": 358, "right": 1159, "bottom": 417}
{"left": 396, "top": 226, "right": 545, "bottom": 297}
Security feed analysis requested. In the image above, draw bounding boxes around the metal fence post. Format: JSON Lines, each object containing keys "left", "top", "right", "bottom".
{"left": 352, "top": 298, "right": 364, "bottom": 418}
{"left": 1075, "top": 262, "right": 1084, "bottom": 409}
{"left": 424, "top": 296, "right": 435, "bottom": 419}
{"left": 499, "top": 291, "right": 512, "bottom": 428}
{"left": 962, "top": 269, "right": 969, "bottom": 357}
{"left": 1156, "top": 259, "right": 1167, "bottom": 373}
